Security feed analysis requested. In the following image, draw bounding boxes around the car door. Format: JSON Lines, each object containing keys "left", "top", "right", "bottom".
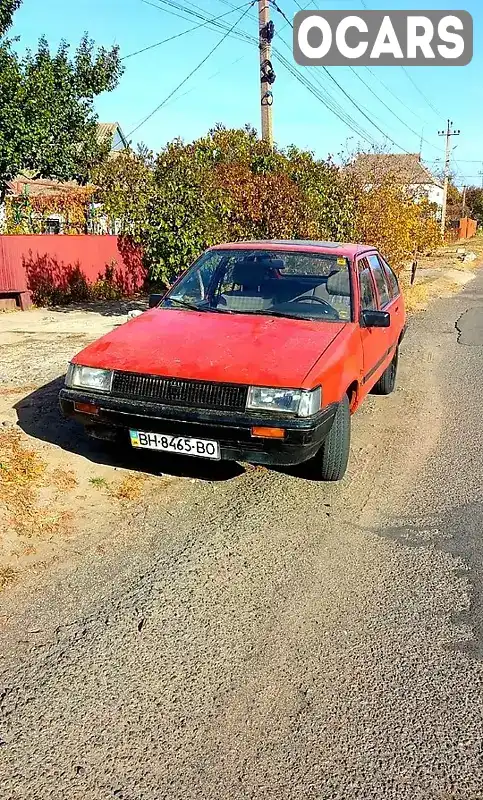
{"left": 367, "top": 253, "right": 402, "bottom": 359}
{"left": 377, "top": 253, "right": 405, "bottom": 337}
{"left": 357, "top": 255, "right": 389, "bottom": 389}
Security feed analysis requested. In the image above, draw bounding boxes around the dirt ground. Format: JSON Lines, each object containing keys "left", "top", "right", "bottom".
{"left": 401, "top": 234, "right": 483, "bottom": 312}
{"left": 0, "top": 238, "right": 481, "bottom": 591}
{"left": 0, "top": 297, "right": 186, "bottom": 590}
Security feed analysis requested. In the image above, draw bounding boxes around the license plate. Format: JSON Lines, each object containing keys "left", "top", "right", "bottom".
{"left": 129, "top": 429, "right": 220, "bottom": 460}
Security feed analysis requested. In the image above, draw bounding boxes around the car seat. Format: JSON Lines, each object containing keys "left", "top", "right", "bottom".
{"left": 325, "top": 270, "right": 351, "bottom": 319}
{"left": 219, "top": 259, "right": 275, "bottom": 312}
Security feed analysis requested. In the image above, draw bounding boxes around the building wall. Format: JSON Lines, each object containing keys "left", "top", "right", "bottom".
{"left": 423, "top": 184, "right": 444, "bottom": 208}
{"left": 363, "top": 181, "right": 444, "bottom": 211}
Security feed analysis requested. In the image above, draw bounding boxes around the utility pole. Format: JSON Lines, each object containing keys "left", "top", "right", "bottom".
{"left": 438, "top": 119, "right": 460, "bottom": 237}
{"left": 258, "top": 0, "right": 275, "bottom": 149}
{"left": 462, "top": 185, "right": 467, "bottom": 218}
{"left": 479, "top": 166, "right": 483, "bottom": 189}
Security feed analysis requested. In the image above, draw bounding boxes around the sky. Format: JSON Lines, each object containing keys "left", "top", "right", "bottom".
{"left": 9, "top": 0, "right": 483, "bottom": 187}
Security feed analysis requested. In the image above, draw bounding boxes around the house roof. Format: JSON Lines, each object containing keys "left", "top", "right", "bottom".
{"left": 96, "top": 122, "right": 128, "bottom": 151}
{"left": 6, "top": 176, "right": 80, "bottom": 197}
{"left": 348, "top": 153, "right": 443, "bottom": 187}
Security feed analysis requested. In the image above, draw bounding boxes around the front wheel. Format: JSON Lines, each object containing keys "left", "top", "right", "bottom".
{"left": 306, "top": 394, "right": 351, "bottom": 481}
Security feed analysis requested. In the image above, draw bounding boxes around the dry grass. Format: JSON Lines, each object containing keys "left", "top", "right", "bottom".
{"left": 0, "top": 566, "right": 17, "bottom": 590}
{"left": 0, "top": 384, "right": 38, "bottom": 397}
{"left": 402, "top": 281, "right": 430, "bottom": 313}
{"left": 112, "top": 474, "right": 146, "bottom": 501}
{"left": 0, "top": 430, "right": 74, "bottom": 540}
{"left": 0, "top": 430, "right": 46, "bottom": 539}
{"left": 51, "top": 467, "right": 78, "bottom": 492}
{"left": 401, "top": 235, "right": 483, "bottom": 314}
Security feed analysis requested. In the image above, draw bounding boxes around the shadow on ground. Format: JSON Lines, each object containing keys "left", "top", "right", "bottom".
{"left": 49, "top": 297, "right": 149, "bottom": 318}
{"left": 14, "top": 378, "right": 244, "bottom": 482}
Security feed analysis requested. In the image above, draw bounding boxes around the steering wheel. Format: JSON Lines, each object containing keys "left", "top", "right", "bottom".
{"left": 290, "top": 294, "right": 337, "bottom": 315}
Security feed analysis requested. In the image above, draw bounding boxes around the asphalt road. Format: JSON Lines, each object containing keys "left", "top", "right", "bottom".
{"left": 1, "top": 273, "right": 483, "bottom": 800}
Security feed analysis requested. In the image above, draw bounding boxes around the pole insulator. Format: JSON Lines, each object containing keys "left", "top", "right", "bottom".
{"left": 260, "top": 20, "right": 275, "bottom": 43}
{"left": 260, "top": 59, "right": 276, "bottom": 85}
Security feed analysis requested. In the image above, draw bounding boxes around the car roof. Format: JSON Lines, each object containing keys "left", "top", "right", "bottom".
{"left": 209, "top": 240, "right": 377, "bottom": 258}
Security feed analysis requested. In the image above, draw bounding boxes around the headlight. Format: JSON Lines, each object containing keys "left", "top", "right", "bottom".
{"left": 246, "top": 386, "right": 321, "bottom": 417}
{"left": 65, "top": 364, "right": 113, "bottom": 393}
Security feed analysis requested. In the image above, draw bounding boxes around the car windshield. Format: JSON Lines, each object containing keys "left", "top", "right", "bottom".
{"left": 162, "top": 248, "right": 352, "bottom": 322}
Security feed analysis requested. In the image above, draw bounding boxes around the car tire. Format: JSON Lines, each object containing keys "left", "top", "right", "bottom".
{"left": 307, "top": 394, "right": 351, "bottom": 482}
{"left": 372, "top": 346, "right": 399, "bottom": 396}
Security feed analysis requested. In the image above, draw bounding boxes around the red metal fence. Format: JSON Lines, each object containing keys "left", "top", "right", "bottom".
{"left": 459, "top": 217, "right": 477, "bottom": 240}
{"left": 446, "top": 217, "right": 478, "bottom": 243}
{"left": 0, "top": 235, "right": 145, "bottom": 308}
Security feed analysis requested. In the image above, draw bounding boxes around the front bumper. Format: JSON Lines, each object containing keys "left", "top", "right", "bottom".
{"left": 59, "top": 388, "right": 338, "bottom": 466}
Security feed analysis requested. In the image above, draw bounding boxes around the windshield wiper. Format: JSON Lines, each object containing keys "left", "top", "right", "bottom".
{"left": 163, "top": 298, "right": 206, "bottom": 312}
{"left": 236, "top": 309, "right": 315, "bottom": 321}
{"left": 245, "top": 309, "right": 341, "bottom": 321}
{"left": 164, "top": 298, "right": 234, "bottom": 314}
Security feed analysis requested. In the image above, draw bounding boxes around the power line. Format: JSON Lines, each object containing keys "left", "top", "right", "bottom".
{"left": 348, "top": 67, "right": 442, "bottom": 153}
{"left": 274, "top": 50, "right": 378, "bottom": 146}
{"left": 359, "top": 0, "right": 442, "bottom": 121}
{"left": 273, "top": 3, "right": 412, "bottom": 153}
{"left": 127, "top": 1, "right": 256, "bottom": 138}
{"left": 293, "top": 0, "right": 442, "bottom": 129}
{"left": 272, "top": 39, "right": 380, "bottom": 145}
{"left": 364, "top": 67, "right": 428, "bottom": 126}
{"left": 140, "top": 0, "right": 259, "bottom": 48}
{"left": 401, "top": 67, "right": 442, "bottom": 119}
{"left": 271, "top": 2, "right": 381, "bottom": 145}
{"left": 136, "top": 0, "right": 437, "bottom": 155}
{"left": 138, "top": 0, "right": 378, "bottom": 145}
{"left": 123, "top": 1, "right": 253, "bottom": 60}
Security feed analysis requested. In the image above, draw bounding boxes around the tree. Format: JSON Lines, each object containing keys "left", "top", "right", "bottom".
{"left": 352, "top": 176, "right": 441, "bottom": 271}
{"left": 93, "top": 147, "right": 154, "bottom": 239}
{"left": 466, "top": 187, "right": 483, "bottom": 226}
{"left": 0, "top": 0, "right": 123, "bottom": 199}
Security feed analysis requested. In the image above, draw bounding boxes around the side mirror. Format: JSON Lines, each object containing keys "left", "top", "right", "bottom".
{"left": 148, "top": 293, "right": 164, "bottom": 308}
{"left": 361, "top": 310, "right": 390, "bottom": 328}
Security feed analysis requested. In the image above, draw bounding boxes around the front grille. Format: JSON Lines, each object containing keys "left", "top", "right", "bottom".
{"left": 111, "top": 371, "right": 248, "bottom": 412}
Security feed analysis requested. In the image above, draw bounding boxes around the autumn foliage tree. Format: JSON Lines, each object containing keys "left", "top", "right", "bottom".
{"left": 95, "top": 125, "right": 442, "bottom": 285}
{"left": 351, "top": 177, "right": 441, "bottom": 270}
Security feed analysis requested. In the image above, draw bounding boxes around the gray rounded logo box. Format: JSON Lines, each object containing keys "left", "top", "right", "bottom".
{"left": 293, "top": 10, "right": 473, "bottom": 66}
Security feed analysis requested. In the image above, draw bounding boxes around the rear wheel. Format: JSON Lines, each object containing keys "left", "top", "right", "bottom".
{"left": 372, "top": 346, "right": 399, "bottom": 395}
{"left": 306, "top": 394, "right": 351, "bottom": 481}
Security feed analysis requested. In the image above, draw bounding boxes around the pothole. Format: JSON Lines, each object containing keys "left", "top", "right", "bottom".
{"left": 455, "top": 309, "right": 483, "bottom": 346}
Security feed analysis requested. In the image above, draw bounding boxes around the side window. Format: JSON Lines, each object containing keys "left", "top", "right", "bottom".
{"left": 358, "top": 258, "right": 377, "bottom": 311}
{"left": 368, "top": 254, "right": 391, "bottom": 307}
{"left": 379, "top": 256, "right": 400, "bottom": 300}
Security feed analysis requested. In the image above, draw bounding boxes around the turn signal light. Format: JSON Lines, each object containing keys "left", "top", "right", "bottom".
{"left": 74, "top": 401, "right": 99, "bottom": 415}
{"left": 251, "top": 426, "right": 285, "bottom": 439}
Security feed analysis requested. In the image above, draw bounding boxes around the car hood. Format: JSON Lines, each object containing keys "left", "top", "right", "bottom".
{"left": 72, "top": 308, "right": 346, "bottom": 388}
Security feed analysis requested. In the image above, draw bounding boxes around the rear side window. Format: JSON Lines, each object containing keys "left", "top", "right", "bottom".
{"left": 379, "top": 256, "right": 400, "bottom": 299}
{"left": 368, "top": 255, "right": 390, "bottom": 307}
{"left": 358, "top": 258, "right": 377, "bottom": 311}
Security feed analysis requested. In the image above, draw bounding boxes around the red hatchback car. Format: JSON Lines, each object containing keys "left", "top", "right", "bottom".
{"left": 59, "top": 241, "right": 406, "bottom": 481}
